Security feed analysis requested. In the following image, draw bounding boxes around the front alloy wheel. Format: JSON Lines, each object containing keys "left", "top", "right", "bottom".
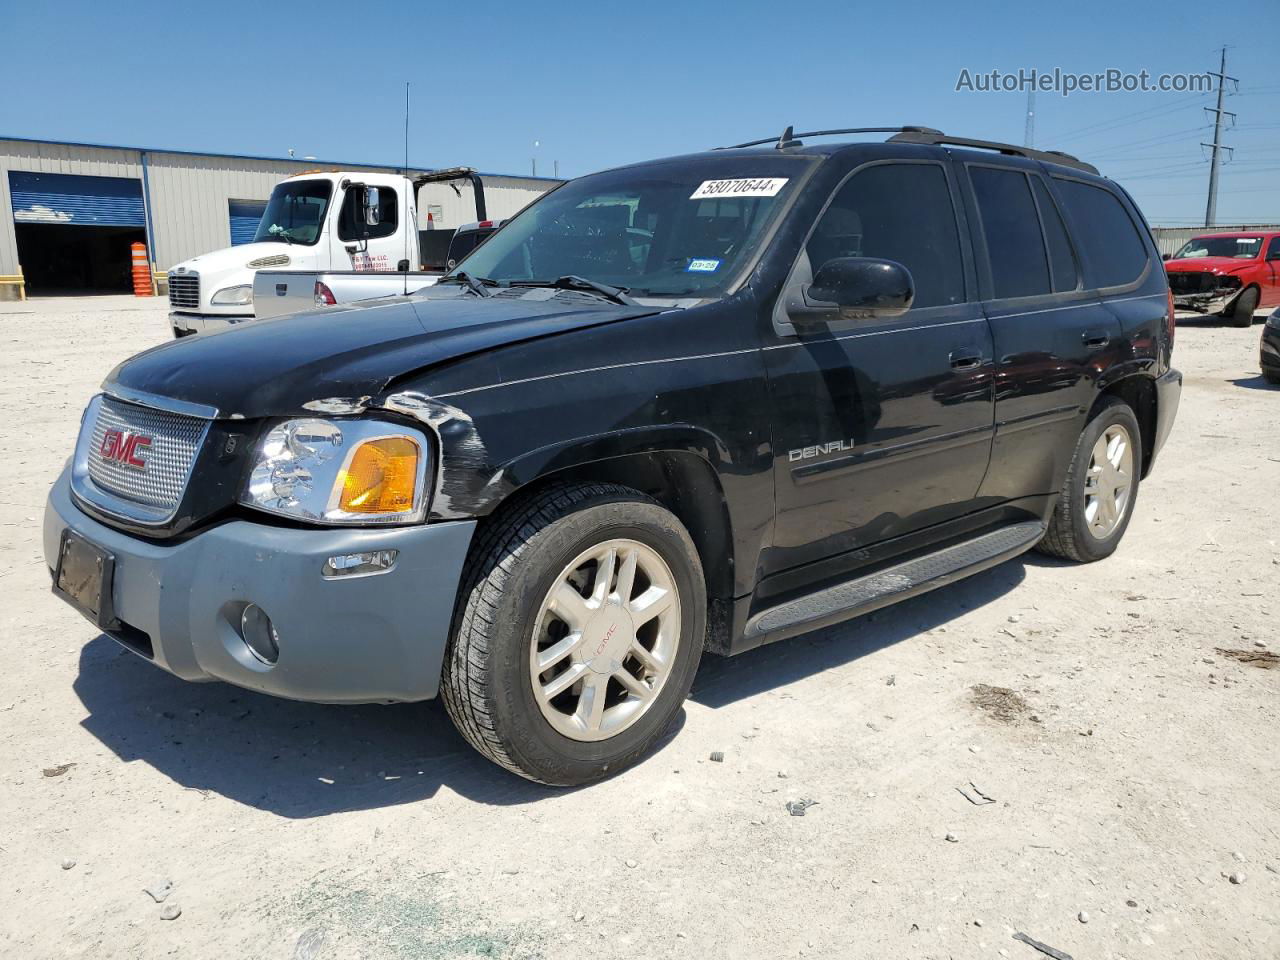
{"left": 442, "top": 482, "right": 706, "bottom": 786}
{"left": 530, "top": 539, "right": 681, "bottom": 741}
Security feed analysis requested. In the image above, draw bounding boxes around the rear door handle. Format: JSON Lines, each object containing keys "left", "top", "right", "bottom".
{"left": 1082, "top": 330, "right": 1110, "bottom": 348}
{"left": 949, "top": 350, "right": 984, "bottom": 370}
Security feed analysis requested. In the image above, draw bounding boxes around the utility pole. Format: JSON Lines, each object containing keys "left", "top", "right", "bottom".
{"left": 1024, "top": 88, "right": 1035, "bottom": 148}
{"left": 1202, "top": 47, "right": 1237, "bottom": 227}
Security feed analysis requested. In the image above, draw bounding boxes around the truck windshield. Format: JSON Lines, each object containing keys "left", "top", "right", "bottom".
{"left": 447, "top": 157, "right": 812, "bottom": 298}
{"left": 1172, "top": 236, "right": 1262, "bottom": 259}
{"left": 253, "top": 180, "right": 332, "bottom": 246}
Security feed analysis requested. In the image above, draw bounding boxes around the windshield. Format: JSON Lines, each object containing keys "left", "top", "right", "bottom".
{"left": 1172, "top": 235, "right": 1262, "bottom": 260}
{"left": 253, "top": 179, "right": 332, "bottom": 246}
{"left": 448, "top": 157, "right": 811, "bottom": 298}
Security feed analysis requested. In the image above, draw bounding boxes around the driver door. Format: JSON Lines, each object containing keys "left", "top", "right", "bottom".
{"left": 333, "top": 183, "right": 405, "bottom": 272}
{"left": 761, "top": 159, "right": 995, "bottom": 582}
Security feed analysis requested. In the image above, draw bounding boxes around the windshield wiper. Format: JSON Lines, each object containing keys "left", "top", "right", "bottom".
{"left": 510, "top": 275, "right": 637, "bottom": 305}
{"left": 436, "top": 272, "right": 496, "bottom": 297}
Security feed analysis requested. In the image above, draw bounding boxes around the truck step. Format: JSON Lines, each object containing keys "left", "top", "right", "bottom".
{"left": 744, "top": 520, "right": 1047, "bottom": 643}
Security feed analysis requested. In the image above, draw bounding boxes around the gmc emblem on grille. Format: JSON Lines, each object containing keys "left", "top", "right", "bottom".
{"left": 100, "top": 429, "right": 152, "bottom": 469}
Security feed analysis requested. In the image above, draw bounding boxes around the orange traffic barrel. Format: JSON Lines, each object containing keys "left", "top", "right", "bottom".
{"left": 130, "top": 242, "right": 153, "bottom": 297}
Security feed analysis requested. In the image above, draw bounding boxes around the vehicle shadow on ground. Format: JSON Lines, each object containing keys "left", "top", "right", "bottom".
{"left": 71, "top": 638, "right": 672, "bottom": 816}
{"left": 1228, "top": 375, "right": 1276, "bottom": 391}
{"left": 691, "top": 557, "right": 1026, "bottom": 708}
{"left": 74, "top": 556, "right": 1027, "bottom": 817}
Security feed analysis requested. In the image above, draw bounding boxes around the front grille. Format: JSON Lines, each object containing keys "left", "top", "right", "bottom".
{"left": 1167, "top": 271, "right": 1216, "bottom": 295}
{"left": 168, "top": 272, "right": 200, "bottom": 310}
{"left": 82, "top": 396, "right": 207, "bottom": 519}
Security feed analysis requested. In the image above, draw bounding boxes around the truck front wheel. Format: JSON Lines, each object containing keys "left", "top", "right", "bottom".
{"left": 1228, "top": 287, "right": 1259, "bottom": 327}
{"left": 441, "top": 482, "right": 706, "bottom": 785}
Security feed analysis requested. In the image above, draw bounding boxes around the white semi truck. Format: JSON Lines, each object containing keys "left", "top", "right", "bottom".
{"left": 167, "top": 167, "right": 507, "bottom": 336}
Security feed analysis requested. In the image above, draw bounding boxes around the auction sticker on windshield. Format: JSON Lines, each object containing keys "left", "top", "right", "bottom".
{"left": 690, "top": 178, "right": 788, "bottom": 199}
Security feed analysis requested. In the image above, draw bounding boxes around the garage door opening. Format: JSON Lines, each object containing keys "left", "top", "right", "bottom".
{"left": 8, "top": 171, "right": 148, "bottom": 296}
{"left": 14, "top": 223, "right": 147, "bottom": 294}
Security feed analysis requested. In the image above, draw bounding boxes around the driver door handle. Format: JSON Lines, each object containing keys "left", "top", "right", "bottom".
{"left": 949, "top": 350, "right": 984, "bottom": 370}
{"left": 1082, "top": 330, "right": 1110, "bottom": 348}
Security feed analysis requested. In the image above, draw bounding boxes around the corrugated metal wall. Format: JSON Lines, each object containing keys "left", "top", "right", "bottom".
{"left": 0, "top": 139, "right": 144, "bottom": 274}
{"left": 1, "top": 138, "right": 557, "bottom": 277}
{"left": 1151, "top": 224, "right": 1280, "bottom": 258}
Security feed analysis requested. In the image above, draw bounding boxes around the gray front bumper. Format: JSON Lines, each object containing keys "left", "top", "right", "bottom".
{"left": 170, "top": 312, "right": 255, "bottom": 335}
{"left": 44, "top": 471, "right": 475, "bottom": 704}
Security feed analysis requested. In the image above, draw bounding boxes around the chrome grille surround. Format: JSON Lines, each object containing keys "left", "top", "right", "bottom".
{"left": 71, "top": 393, "right": 212, "bottom": 526}
{"left": 168, "top": 271, "right": 200, "bottom": 310}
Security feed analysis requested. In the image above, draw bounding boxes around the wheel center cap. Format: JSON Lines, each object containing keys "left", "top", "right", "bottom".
{"left": 584, "top": 601, "right": 635, "bottom": 674}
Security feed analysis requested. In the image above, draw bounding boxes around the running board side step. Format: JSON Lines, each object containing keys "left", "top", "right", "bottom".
{"left": 743, "top": 520, "right": 1046, "bottom": 645}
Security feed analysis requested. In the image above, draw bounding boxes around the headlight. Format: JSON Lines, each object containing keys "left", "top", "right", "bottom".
{"left": 240, "top": 418, "right": 431, "bottom": 524}
{"left": 211, "top": 284, "right": 254, "bottom": 306}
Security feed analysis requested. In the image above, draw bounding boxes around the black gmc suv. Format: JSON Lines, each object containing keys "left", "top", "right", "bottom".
{"left": 45, "top": 126, "right": 1181, "bottom": 786}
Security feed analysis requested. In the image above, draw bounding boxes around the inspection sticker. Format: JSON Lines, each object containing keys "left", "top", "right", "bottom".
{"left": 690, "top": 177, "right": 788, "bottom": 200}
{"left": 687, "top": 258, "right": 721, "bottom": 272}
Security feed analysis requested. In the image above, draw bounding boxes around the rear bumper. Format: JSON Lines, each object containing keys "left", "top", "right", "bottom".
{"left": 1148, "top": 367, "right": 1182, "bottom": 474}
{"left": 43, "top": 470, "right": 475, "bottom": 704}
{"left": 170, "top": 312, "right": 255, "bottom": 336}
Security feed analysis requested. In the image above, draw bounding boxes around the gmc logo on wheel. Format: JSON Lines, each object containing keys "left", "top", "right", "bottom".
{"left": 99, "top": 429, "right": 152, "bottom": 469}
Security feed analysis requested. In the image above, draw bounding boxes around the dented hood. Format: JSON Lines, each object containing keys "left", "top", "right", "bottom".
{"left": 1164, "top": 256, "right": 1255, "bottom": 275}
{"left": 106, "top": 294, "right": 658, "bottom": 419}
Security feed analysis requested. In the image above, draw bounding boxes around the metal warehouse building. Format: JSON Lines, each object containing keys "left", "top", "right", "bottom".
{"left": 0, "top": 136, "right": 559, "bottom": 299}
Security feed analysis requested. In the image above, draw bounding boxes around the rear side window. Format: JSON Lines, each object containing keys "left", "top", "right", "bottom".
{"left": 1030, "top": 179, "right": 1078, "bottom": 292}
{"left": 969, "top": 166, "right": 1051, "bottom": 299}
{"left": 1052, "top": 179, "right": 1149, "bottom": 288}
{"left": 807, "top": 163, "right": 965, "bottom": 309}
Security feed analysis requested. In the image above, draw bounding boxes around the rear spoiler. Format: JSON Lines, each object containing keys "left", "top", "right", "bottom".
{"left": 412, "top": 166, "right": 487, "bottom": 222}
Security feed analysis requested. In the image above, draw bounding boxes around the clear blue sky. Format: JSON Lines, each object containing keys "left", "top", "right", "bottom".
{"left": 4, "top": 0, "right": 1278, "bottom": 226}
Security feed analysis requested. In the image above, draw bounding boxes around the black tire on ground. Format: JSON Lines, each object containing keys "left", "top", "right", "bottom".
{"left": 1264, "top": 370, "right": 1280, "bottom": 385}
{"left": 1036, "top": 397, "right": 1143, "bottom": 563}
{"left": 1228, "top": 287, "right": 1259, "bottom": 327}
{"left": 441, "top": 481, "right": 707, "bottom": 786}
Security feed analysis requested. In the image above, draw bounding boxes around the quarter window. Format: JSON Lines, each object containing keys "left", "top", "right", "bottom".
{"left": 1031, "top": 178, "right": 1079, "bottom": 292}
{"left": 970, "top": 166, "right": 1051, "bottom": 299}
{"left": 1052, "top": 178, "right": 1149, "bottom": 288}
{"left": 807, "top": 163, "right": 965, "bottom": 309}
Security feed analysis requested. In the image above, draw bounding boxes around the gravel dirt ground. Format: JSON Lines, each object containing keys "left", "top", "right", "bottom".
{"left": 0, "top": 295, "right": 1276, "bottom": 960}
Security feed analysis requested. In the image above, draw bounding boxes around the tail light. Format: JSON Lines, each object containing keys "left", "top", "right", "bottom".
{"left": 314, "top": 281, "right": 337, "bottom": 307}
{"left": 1165, "top": 288, "right": 1176, "bottom": 349}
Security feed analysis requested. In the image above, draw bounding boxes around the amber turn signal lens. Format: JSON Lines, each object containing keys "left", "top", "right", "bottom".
{"left": 338, "top": 437, "right": 419, "bottom": 514}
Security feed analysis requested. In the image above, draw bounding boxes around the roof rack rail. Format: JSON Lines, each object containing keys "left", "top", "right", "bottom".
{"left": 718, "top": 126, "right": 943, "bottom": 150}
{"left": 885, "top": 130, "right": 1098, "bottom": 175}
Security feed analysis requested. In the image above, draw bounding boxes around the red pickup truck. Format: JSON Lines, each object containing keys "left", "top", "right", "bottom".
{"left": 1164, "top": 231, "right": 1280, "bottom": 326}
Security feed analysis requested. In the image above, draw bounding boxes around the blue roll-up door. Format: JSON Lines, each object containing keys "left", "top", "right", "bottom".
{"left": 229, "top": 200, "right": 268, "bottom": 245}
{"left": 8, "top": 171, "right": 145, "bottom": 227}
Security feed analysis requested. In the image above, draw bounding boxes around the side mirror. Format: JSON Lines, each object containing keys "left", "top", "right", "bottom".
{"left": 362, "top": 186, "right": 381, "bottom": 227}
{"left": 790, "top": 257, "right": 914, "bottom": 326}
{"left": 1161, "top": 253, "right": 1171, "bottom": 261}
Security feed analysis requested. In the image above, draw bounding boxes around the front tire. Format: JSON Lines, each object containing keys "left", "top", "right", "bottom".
{"left": 441, "top": 482, "right": 706, "bottom": 786}
{"left": 1229, "top": 287, "right": 1259, "bottom": 327}
{"left": 1037, "top": 397, "right": 1142, "bottom": 563}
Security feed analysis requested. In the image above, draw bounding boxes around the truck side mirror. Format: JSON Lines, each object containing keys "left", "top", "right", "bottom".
{"left": 1161, "top": 253, "right": 1171, "bottom": 261}
{"left": 362, "top": 187, "right": 382, "bottom": 227}
{"left": 788, "top": 257, "right": 914, "bottom": 327}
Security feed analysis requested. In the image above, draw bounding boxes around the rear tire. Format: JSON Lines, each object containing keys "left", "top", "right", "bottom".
{"left": 1229, "top": 287, "right": 1259, "bottom": 327}
{"left": 441, "top": 482, "right": 706, "bottom": 786}
{"left": 1037, "top": 397, "right": 1142, "bottom": 563}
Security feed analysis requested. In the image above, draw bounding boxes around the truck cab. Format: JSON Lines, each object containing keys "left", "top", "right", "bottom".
{"left": 168, "top": 168, "right": 491, "bottom": 336}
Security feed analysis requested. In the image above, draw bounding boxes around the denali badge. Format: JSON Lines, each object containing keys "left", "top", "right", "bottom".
{"left": 99, "top": 429, "right": 152, "bottom": 469}
{"left": 789, "top": 439, "right": 856, "bottom": 462}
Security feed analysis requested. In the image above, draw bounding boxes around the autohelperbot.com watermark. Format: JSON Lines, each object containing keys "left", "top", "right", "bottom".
{"left": 955, "top": 68, "right": 1214, "bottom": 97}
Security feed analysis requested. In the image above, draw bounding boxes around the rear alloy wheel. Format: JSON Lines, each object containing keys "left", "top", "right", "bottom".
{"left": 442, "top": 482, "right": 706, "bottom": 786}
{"left": 1037, "top": 397, "right": 1142, "bottom": 563}
{"left": 1229, "top": 287, "right": 1259, "bottom": 327}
